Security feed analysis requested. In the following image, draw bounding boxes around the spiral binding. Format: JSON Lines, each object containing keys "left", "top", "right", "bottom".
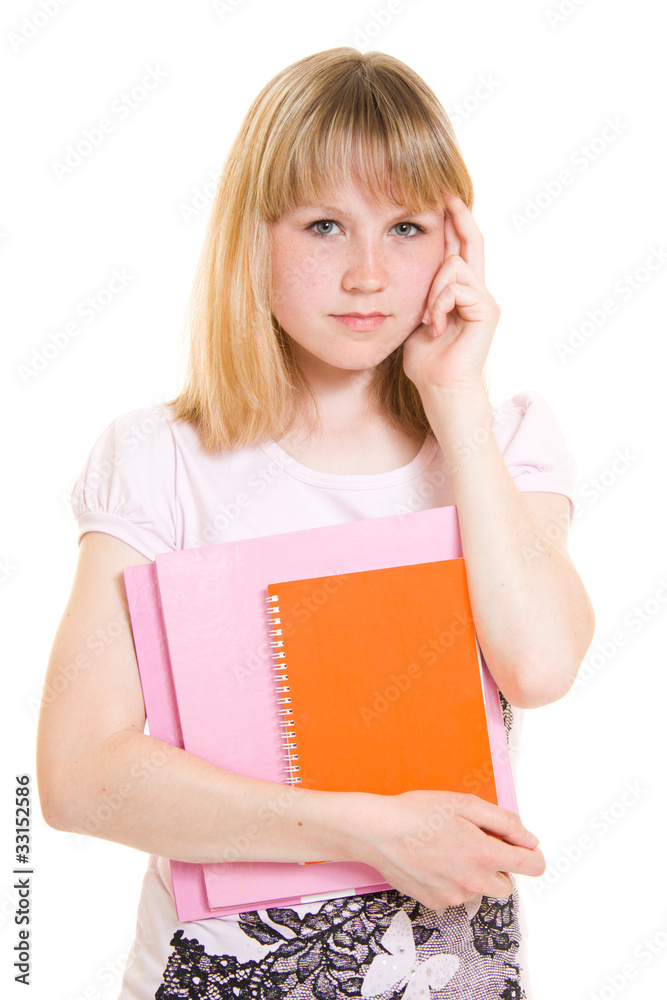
{"left": 266, "top": 594, "right": 301, "bottom": 784}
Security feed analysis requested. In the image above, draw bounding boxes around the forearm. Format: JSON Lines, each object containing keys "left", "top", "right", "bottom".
{"left": 47, "top": 728, "right": 357, "bottom": 866}
{"left": 47, "top": 728, "right": 546, "bottom": 909}
{"left": 421, "top": 384, "right": 594, "bottom": 708}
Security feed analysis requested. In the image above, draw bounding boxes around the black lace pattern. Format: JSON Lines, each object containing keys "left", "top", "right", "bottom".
{"left": 156, "top": 888, "right": 525, "bottom": 999}
{"left": 497, "top": 691, "right": 514, "bottom": 739}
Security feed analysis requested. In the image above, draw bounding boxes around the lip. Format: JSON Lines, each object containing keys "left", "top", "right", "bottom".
{"left": 331, "top": 312, "right": 388, "bottom": 330}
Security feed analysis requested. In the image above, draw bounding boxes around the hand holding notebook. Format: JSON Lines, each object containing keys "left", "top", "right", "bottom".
{"left": 329, "top": 788, "right": 527, "bottom": 907}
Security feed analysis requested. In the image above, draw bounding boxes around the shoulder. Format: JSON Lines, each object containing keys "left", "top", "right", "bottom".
{"left": 491, "top": 389, "right": 578, "bottom": 512}
{"left": 492, "top": 388, "right": 563, "bottom": 435}
{"left": 70, "top": 404, "right": 186, "bottom": 558}
{"left": 492, "top": 389, "right": 574, "bottom": 468}
{"left": 72, "top": 404, "right": 180, "bottom": 496}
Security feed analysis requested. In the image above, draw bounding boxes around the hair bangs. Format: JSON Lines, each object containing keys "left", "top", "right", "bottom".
{"left": 259, "top": 54, "right": 464, "bottom": 223}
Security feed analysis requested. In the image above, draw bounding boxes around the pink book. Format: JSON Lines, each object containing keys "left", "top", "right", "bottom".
{"left": 124, "top": 505, "right": 517, "bottom": 921}
{"left": 122, "top": 562, "right": 216, "bottom": 918}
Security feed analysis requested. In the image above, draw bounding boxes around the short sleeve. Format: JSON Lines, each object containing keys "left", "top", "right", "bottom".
{"left": 70, "top": 405, "right": 178, "bottom": 560}
{"left": 493, "top": 390, "right": 577, "bottom": 521}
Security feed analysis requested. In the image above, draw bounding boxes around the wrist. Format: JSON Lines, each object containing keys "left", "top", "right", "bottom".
{"left": 418, "top": 380, "right": 488, "bottom": 412}
{"left": 419, "top": 384, "right": 493, "bottom": 458}
{"left": 295, "top": 788, "right": 372, "bottom": 864}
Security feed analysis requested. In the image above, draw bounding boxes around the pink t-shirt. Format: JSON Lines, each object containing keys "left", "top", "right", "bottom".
{"left": 72, "top": 390, "right": 576, "bottom": 561}
{"left": 70, "top": 390, "right": 576, "bottom": 1000}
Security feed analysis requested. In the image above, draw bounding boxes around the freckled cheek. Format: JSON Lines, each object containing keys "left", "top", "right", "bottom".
{"left": 270, "top": 235, "right": 302, "bottom": 308}
{"left": 399, "top": 256, "right": 442, "bottom": 314}
{"left": 272, "top": 251, "right": 335, "bottom": 314}
{"left": 271, "top": 253, "right": 306, "bottom": 314}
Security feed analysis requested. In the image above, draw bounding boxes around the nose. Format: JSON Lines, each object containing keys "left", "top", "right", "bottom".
{"left": 341, "top": 241, "right": 388, "bottom": 293}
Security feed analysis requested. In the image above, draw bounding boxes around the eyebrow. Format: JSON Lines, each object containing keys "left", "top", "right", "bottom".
{"left": 295, "top": 204, "right": 439, "bottom": 220}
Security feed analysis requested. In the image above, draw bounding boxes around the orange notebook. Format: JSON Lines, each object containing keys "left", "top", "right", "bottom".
{"left": 267, "top": 558, "right": 502, "bottom": 805}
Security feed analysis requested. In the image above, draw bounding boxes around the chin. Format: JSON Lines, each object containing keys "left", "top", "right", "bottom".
{"left": 335, "top": 345, "right": 400, "bottom": 370}
{"left": 290, "top": 332, "right": 405, "bottom": 375}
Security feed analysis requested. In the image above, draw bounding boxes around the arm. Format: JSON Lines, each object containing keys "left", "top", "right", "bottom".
{"left": 403, "top": 193, "right": 595, "bottom": 708}
{"left": 36, "top": 530, "right": 339, "bottom": 865}
{"left": 421, "top": 385, "right": 595, "bottom": 708}
{"left": 36, "top": 530, "right": 545, "bottom": 909}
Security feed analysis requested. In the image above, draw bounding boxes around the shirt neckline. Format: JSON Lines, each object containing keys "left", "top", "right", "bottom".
{"left": 258, "top": 434, "right": 440, "bottom": 490}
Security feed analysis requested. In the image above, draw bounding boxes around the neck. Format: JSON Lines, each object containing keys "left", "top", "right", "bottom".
{"left": 291, "top": 347, "right": 382, "bottom": 434}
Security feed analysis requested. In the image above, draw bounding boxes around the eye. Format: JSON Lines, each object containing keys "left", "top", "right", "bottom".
{"left": 307, "top": 220, "right": 342, "bottom": 237}
{"left": 392, "top": 222, "right": 425, "bottom": 238}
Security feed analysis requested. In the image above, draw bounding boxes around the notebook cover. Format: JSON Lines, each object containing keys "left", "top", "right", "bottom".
{"left": 148, "top": 505, "right": 517, "bottom": 914}
{"left": 122, "top": 562, "right": 221, "bottom": 918}
{"left": 267, "top": 559, "right": 498, "bottom": 802}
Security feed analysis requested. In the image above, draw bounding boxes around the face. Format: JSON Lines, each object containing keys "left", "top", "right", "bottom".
{"left": 269, "top": 177, "right": 446, "bottom": 381}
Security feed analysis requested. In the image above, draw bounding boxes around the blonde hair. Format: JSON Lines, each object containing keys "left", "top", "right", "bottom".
{"left": 169, "top": 47, "right": 483, "bottom": 453}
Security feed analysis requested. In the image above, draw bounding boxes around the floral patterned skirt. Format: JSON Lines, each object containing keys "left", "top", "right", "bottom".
{"left": 153, "top": 886, "right": 527, "bottom": 1000}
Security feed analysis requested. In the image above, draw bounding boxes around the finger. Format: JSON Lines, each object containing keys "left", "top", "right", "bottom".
{"left": 443, "top": 203, "right": 461, "bottom": 260}
{"left": 422, "top": 258, "right": 487, "bottom": 325}
{"left": 455, "top": 819, "right": 545, "bottom": 879}
{"left": 453, "top": 794, "right": 540, "bottom": 849}
{"left": 430, "top": 281, "right": 482, "bottom": 315}
{"left": 442, "top": 193, "right": 485, "bottom": 283}
{"left": 485, "top": 872, "right": 515, "bottom": 900}
{"left": 427, "top": 282, "right": 492, "bottom": 339}
{"left": 481, "top": 839, "right": 546, "bottom": 879}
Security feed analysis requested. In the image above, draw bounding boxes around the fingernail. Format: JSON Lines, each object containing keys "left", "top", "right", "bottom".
{"left": 423, "top": 308, "right": 431, "bottom": 324}
{"left": 526, "top": 831, "right": 540, "bottom": 847}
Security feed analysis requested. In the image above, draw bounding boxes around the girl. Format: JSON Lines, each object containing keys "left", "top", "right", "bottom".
{"left": 36, "top": 47, "right": 595, "bottom": 999}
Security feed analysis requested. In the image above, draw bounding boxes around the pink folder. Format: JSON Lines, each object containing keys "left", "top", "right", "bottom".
{"left": 124, "top": 505, "right": 517, "bottom": 922}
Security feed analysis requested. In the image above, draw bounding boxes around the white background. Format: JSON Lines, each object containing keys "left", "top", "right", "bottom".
{"left": 2, "top": 1, "right": 666, "bottom": 998}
